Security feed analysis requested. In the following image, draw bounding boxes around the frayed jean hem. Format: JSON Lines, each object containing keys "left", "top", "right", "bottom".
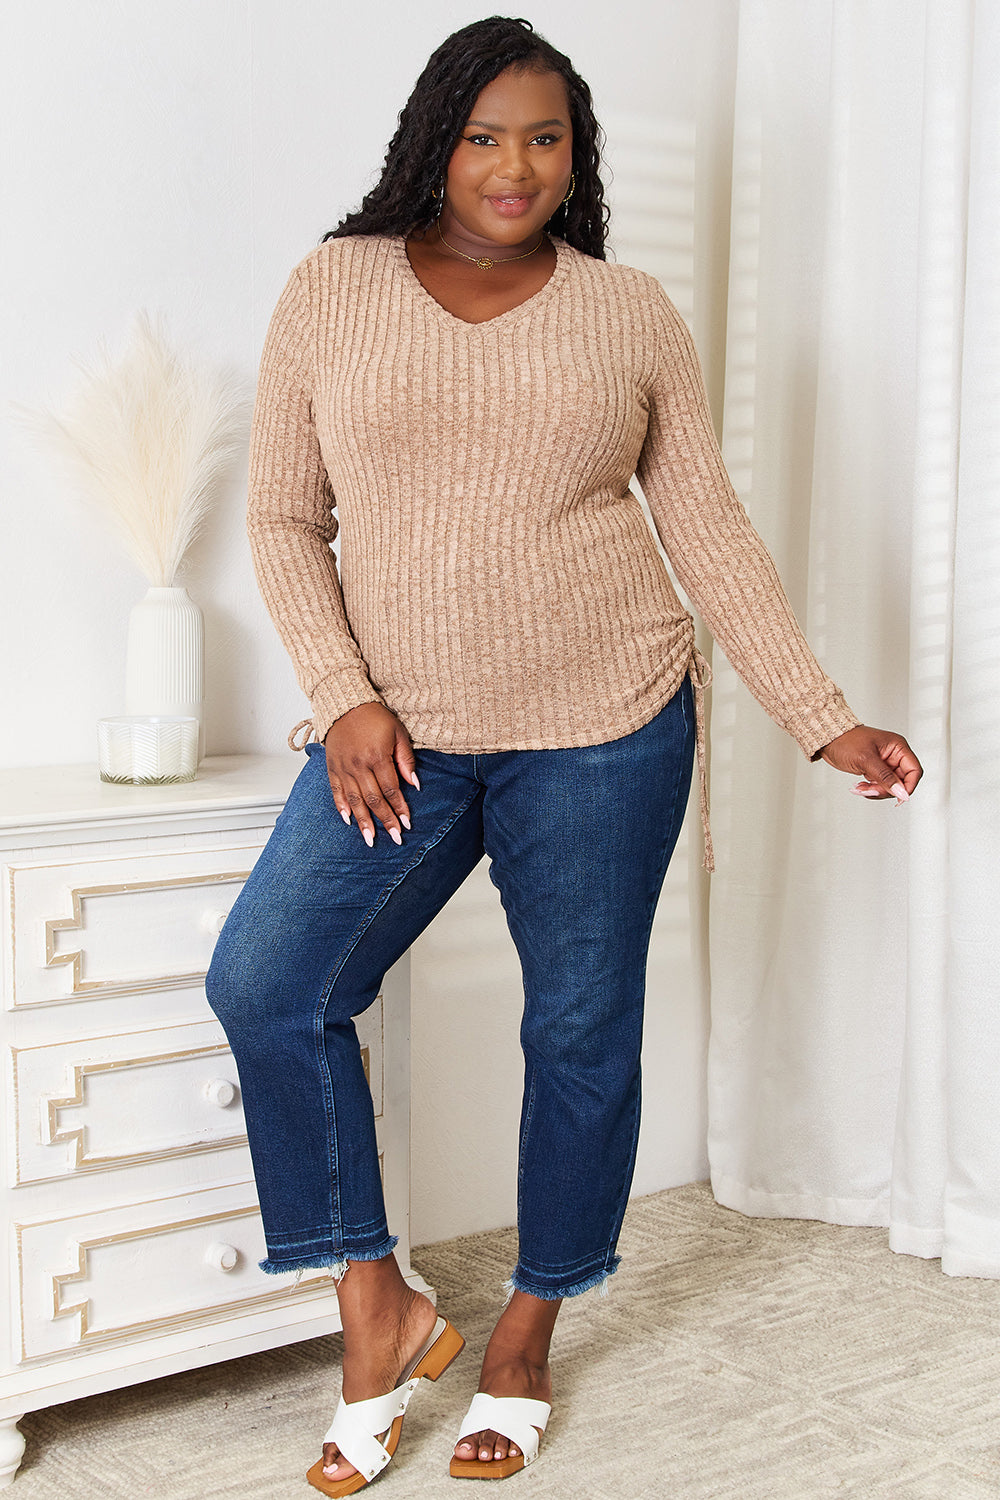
{"left": 259, "top": 1232, "right": 399, "bottom": 1278}
{"left": 503, "top": 1253, "right": 621, "bottom": 1303}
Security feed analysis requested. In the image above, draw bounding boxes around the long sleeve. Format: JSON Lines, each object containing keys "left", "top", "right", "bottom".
{"left": 247, "top": 265, "right": 383, "bottom": 743}
{"left": 635, "top": 283, "right": 861, "bottom": 761}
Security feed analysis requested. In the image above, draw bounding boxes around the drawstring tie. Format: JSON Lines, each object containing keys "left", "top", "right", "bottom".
{"left": 288, "top": 719, "right": 317, "bottom": 751}
{"left": 286, "top": 655, "right": 714, "bottom": 872}
{"left": 687, "top": 647, "right": 715, "bottom": 874}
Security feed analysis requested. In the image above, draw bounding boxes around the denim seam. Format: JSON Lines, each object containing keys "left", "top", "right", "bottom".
{"left": 516, "top": 1066, "right": 537, "bottom": 1189}
{"left": 265, "top": 1222, "right": 393, "bottom": 1249}
{"left": 340, "top": 1211, "right": 391, "bottom": 1231}
{"left": 310, "top": 785, "right": 484, "bottom": 1259}
{"left": 262, "top": 1207, "right": 386, "bottom": 1242}
{"left": 514, "top": 1063, "right": 537, "bottom": 1245}
{"left": 266, "top": 1227, "right": 352, "bottom": 1244}
{"left": 515, "top": 1242, "right": 623, "bottom": 1277}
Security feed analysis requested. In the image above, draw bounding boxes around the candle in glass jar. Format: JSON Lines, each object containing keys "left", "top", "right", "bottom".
{"left": 98, "top": 716, "right": 199, "bottom": 785}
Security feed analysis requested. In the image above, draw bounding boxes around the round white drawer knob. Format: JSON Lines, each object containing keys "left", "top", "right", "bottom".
{"left": 204, "top": 1078, "right": 237, "bottom": 1108}
{"left": 202, "top": 909, "right": 230, "bottom": 936}
{"left": 205, "top": 1241, "right": 239, "bottom": 1272}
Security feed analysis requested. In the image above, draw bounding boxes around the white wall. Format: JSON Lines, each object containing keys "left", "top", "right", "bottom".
{"left": 1, "top": 0, "right": 738, "bottom": 1245}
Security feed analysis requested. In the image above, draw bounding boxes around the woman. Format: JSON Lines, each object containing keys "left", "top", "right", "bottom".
{"left": 207, "top": 15, "right": 922, "bottom": 1495}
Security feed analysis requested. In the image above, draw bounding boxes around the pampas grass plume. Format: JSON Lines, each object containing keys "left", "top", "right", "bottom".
{"left": 27, "top": 313, "right": 248, "bottom": 585}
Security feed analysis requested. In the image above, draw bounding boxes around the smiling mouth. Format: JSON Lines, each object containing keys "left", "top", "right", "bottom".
{"left": 486, "top": 193, "right": 537, "bottom": 214}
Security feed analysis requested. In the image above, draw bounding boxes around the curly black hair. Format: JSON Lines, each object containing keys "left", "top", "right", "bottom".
{"left": 323, "top": 16, "right": 609, "bottom": 260}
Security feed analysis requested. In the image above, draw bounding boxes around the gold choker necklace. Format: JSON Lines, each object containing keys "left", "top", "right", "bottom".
{"left": 436, "top": 224, "right": 545, "bottom": 271}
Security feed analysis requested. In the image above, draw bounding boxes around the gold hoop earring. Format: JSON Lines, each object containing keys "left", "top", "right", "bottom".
{"left": 562, "top": 172, "right": 575, "bottom": 205}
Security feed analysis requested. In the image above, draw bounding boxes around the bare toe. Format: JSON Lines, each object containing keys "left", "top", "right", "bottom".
{"left": 322, "top": 1442, "right": 357, "bottom": 1481}
{"left": 491, "top": 1431, "right": 511, "bottom": 1461}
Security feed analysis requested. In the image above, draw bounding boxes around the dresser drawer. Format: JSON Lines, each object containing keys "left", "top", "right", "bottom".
{"left": 11, "top": 1004, "right": 383, "bottom": 1185}
{"left": 13, "top": 1181, "right": 352, "bottom": 1362}
{"left": 6, "top": 847, "right": 261, "bottom": 1009}
{"left": 11, "top": 1020, "right": 243, "bottom": 1184}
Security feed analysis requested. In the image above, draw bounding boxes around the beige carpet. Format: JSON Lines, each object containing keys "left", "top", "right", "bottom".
{"left": 11, "top": 1183, "right": 1000, "bottom": 1498}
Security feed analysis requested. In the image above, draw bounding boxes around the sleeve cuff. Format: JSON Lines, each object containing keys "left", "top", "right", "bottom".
{"left": 788, "top": 692, "right": 863, "bottom": 762}
{"left": 309, "top": 671, "right": 385, "bottom": 746}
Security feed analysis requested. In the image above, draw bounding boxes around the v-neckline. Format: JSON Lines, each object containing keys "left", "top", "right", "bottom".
{"left": 390, "top": 232, "right": 571, "bottom": 332}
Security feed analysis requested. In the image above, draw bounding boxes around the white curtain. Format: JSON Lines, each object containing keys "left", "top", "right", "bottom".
{"left": 705, "top": 0, "right": 1000, "bottom": 1275}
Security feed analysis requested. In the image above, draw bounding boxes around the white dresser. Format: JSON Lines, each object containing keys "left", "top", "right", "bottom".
{"left": 0, "top": 757, "right": 422, "bottom": 1486}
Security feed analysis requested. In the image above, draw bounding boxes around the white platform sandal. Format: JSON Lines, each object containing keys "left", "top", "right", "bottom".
{"left": 449, "top": 1392, "right": 551, "bottom": 1480}
{"left": 307, "top": 1315, "right": 465, "bottom": 1496}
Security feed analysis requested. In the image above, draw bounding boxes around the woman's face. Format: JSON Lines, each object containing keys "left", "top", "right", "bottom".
{"left": 440, "top": 66, "right": 574, "bottom": 249}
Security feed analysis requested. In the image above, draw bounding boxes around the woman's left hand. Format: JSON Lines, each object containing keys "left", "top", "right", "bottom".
{"left": 817, "top": 726, "right": 923, "bottom": 802}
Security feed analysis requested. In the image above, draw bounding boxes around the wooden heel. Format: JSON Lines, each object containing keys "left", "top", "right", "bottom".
{"left": 418, "top": 1319, "right": 465, "bottom": 1381}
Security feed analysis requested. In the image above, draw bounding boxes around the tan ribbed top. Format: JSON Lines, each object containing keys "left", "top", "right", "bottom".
{"left": 248, "top": 233, "right": 860, "bottom": 871}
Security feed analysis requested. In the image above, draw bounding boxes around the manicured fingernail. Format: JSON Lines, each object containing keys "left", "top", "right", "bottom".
{"left": 401, "top": 814, "right": 411, "bottom": 829}
{"left": 860, "top": 789, "right": 882, "bottom": 798}
{"left": 389, "top": 827, "right": 402, "bottom": 845}
{"left": 340, "top": 808, "right": 351, "bottom": 825}
{"left": 362, "top": 827, "right": 374, "bottom": 847}
{"left": 411, "top": 772, "right": 421, "bottom": 791}
{"left": 891, "top": 782, "right": 909, "bottom": 802}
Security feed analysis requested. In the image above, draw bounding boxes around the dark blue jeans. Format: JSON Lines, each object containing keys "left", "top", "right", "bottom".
{"left": 206, "top": 675, "right": 694, "bottom": 1299}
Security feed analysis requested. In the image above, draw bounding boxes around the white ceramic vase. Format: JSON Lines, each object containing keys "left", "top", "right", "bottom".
{"left": 124, "top": 587, "right": 204, "bottom": 754}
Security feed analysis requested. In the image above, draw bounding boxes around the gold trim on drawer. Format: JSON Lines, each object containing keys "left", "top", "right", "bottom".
{"left": 44, "top": 871, "right": 250, "bottom": 998}
{"left": 16, "top": 1166, "right": 382, "bottom": 1360}
{"left": 15, "top": 1036, "right": 370, "bottom": 1183}
{"left": 44, "top": 1043, "right": 247, "bottom": 1173}
{"left": 48, "top": 1209, "right": 337, "bottom": 1347}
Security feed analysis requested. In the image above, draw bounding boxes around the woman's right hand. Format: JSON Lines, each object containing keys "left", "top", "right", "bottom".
{"left": 324, "top": 703, "right": 419, "bottom": 847}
